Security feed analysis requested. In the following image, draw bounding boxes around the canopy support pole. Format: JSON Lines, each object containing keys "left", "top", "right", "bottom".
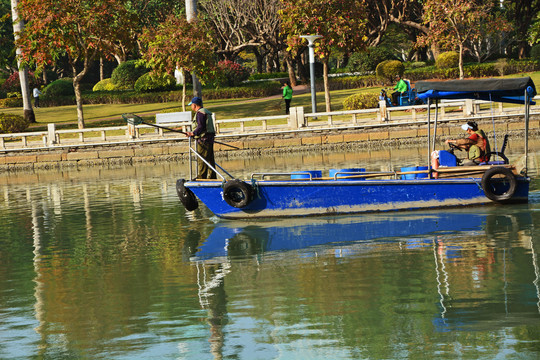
{"left": 427, "top": 98, "right": 432, "bottom": 179}
{"left": 524, "top": 88, "right": 530, "bottom": 177}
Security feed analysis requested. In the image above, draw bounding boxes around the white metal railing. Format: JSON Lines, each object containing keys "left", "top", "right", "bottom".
{"left": 0, "top": 97, "right": 538, "bottom": 152}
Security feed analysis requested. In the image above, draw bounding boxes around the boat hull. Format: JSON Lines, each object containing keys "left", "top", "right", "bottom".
{"left": 184, "top": 178, "right": 529, "bottom": 219}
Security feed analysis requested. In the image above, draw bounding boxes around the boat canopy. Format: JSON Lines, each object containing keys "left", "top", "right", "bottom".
{"left": 416, "top": 77, "right": 537, "bottom": 104}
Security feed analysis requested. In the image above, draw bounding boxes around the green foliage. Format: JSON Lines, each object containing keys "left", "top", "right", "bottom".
{"left": 134, "top": 72, "right": 177, "bottom": 92}
{"left": 0, "top": 97, "right": 23, "bottom": 108}
{"left": 140, "top": 15, "right": 216, "bottom": 85}
{"left": 347, "top": 47, "right": 396, "bottom": 73}
{"left": 111, "top": 60, "right": 149, "bottom": 89}
{"left": 376, "top": 60, "right": 404, "bottom": 82}
{"left": 249, "top": 72, "right": 288, "bottom": 81}
{"left": 531, "top": 44, "right": 540, "bottom": 61}
{"left": 92, "top": 78, "right": 117, "bottom": 92}
{"left": 343, "top": 93, "right": 379, "bottom": 110}
{"left": 43, "top": 78, "right": 74, "bottom": 97}
{"left": 436, "top": 51, "right": 459, "bottom": 69}
{"left": 0, "top": 113, "right": 29, "bottom": 133}
{"left": 319, "top": 75, "right": 379, "bottom": 91}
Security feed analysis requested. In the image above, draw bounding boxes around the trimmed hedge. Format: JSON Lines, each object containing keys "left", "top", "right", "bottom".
{"left": 111, "top": 60, "right": 149, "bottom": 89}
{"left": 343, "top": 93, "right": 380, "bottom": 110}
{"left": 93, "top": 78, "right": 117, "bottom": 91}
{"left": 0, "top": 113, "right": 29, "bottom": 133}
{"left": 436, "top": 51, "right": 459, "bottom": 69}
{"left": 0, "top": 97, "right": 23, "bottom": 108}
{"left": 376, "top": 60, "right": 404, "bottom": 82}
{"left": 249, "top": 72, "right": 288, "bottom": 80}
{"left": 134, "top": 73, "right": 177, "bottom": 92}
{"left": 43, "top": 78, "right": 74, "bottom": 97}
{"left": 40, "top": 81, "right": 282, "bottom": 107}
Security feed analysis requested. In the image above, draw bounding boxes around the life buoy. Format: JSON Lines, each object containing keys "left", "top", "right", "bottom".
{"left": 481, "top": 167, "right": 517, "bottom": 202}
{"left": 176, "top": 179, "right": 198, "bottom": 211}
{"left": 223, "top": 180, "right": 254, "bottom": 208}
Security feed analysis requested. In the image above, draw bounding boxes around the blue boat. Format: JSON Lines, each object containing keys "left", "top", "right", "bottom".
{"left": 177, "top": 77, "right": 536, "bottom": 219}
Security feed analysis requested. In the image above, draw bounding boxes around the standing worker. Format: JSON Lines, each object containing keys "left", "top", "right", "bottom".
{"left": 185, "top": 97, "right": 216, "bottom": 179}
{"left": 33, "top": 87, "right": 42, "bottom": 108}
{"left": 283, "top": 81, "right": 293, "bottom": 115}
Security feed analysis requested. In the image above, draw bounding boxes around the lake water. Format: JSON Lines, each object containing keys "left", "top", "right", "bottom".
{"left": 1, "top": 143, "right": 540, "bottom": 359}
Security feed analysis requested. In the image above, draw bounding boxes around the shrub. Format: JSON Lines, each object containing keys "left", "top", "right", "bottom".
{"left": 93, "top": 78, "right": 117, "bottom": 92}
{"left": 216, "top": 60, "right": 250, "bottom": 87}
{"left": 0, "top": 71, "right": 41, "bottom": 93}
{"left": 134, "top": 72, "right": 177, "bottom": 92}
{"left": 43, "top": 78, "right": 74, "bottom": 97}
{"left": 249, "top": 72, "right": 288, "bottom": 81}
{"left": 343, "top": 93, "right": 380, "bottom": 110}
{"left": 347, "top": 47, "right": 396, "bottom": 73}
{"left": 0, "top": 113, "right": 29, "bottom": 133}
{"left": 436, "top": 51, "right": 459, "bottom": 69}
{"left": 111, "top": 60, "right": 149, "bottom": 89}
{"left": 376, "top": 60, "right": 404, "bottom": 83}
{"left": 531, "top": 44, "right": 540, "bottom": 61}
{"left": 0, "top": 97, "right": 23, "bottom": 108}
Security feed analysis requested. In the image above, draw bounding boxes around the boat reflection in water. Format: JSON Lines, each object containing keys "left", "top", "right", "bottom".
{"left": 192, "top": 206, "right": 540, "bottom": 343}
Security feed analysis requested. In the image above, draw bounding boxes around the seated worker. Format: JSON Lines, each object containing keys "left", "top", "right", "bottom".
{"left": 445, "top": 121, "right": 491, "bottom": 166}
{"left": 391, "top": 75, "right": 408, "bottom": 106}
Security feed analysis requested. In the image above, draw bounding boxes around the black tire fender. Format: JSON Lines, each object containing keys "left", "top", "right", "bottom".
{"left": 481, "top": 167, "right": 517, "bottom": 202}
{"left": 223, "top": 180, "right": 254, "bottom": 208}
{"left": 176, "top": 179, "right": 198, "bottom": 211}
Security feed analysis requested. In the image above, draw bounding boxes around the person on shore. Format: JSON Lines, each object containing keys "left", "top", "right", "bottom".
{"left": 391, "top": 75, "right": 407, "bottom": 106}
{"left": 282, "top": 81, "right": 293, "bottom": 115}
{"left": 445, "top": 121, "right": 491, "bottom": 165}
{"left": 185, "top": 97, "right": 216, "bottom": 179}
{"left": 33, "top": 87, "right": 42, "bottom": 108}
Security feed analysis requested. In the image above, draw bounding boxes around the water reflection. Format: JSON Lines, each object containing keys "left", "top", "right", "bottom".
{"left": 0, "top": 145, "right": 540, "bottom": 359}
{"left": 190, "top": 207, "right": 540, "bottom": 359}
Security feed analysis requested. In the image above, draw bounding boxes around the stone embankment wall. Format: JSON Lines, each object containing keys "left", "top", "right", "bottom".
{"left": 0, "top": 115, "right": 538, "bottom": 172}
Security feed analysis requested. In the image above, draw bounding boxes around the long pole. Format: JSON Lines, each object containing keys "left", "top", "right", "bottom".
{"left": 524, "top": 88, "right": 529, "bottom": 177}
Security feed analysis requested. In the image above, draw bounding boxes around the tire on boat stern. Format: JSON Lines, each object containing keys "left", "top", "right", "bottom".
{"left": 223, "top": 179, "right": 254, "bottom": 208}
{"left": 481, "top": 167, "right": 517, "bottom": 203}
{"left": 176, "top": 179, "right": 199, "bottom": 211}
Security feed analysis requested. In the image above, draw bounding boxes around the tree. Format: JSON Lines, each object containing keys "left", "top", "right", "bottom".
{"left": 140, "top": 15, "right": 216, "bottom": 110}
{"left": 280, "top": 0, "right": 369, "bottom": 112}
{"left": 419, "top": 0, "right": 511, "bottom": 79}
{"left": 10, "top": 0, "right": 34, "bottom": 123}
{"left": 0, "top": 0, "right": 16, "bottom": 74}
{"left": 16, "top": 0, "right": 135, "bottom": 129}
{"left": 504, "top": 0, "right": 540, "bottom": 58}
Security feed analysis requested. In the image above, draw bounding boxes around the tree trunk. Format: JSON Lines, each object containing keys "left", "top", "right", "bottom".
{"left": 10, "top": 0, "right": 35, "bottom": 123}
{"left": 186, "top": 0, "right": 202, "bottom": 97}
{"left": 100, "top": 57, "right": 104, "bottom": 81}
{"left": 323, "top": 59, "right": 331, "bottom": 112}
{"left": 284, "top": 52, "right": 296, "bottom": 87}
{"left": 458, "top": 44, "right": 464, "bottom": 80}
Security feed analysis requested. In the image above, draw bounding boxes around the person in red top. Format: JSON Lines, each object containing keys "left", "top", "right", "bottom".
{"left": 445, "top": 121, "right": 491, "bottom": 165}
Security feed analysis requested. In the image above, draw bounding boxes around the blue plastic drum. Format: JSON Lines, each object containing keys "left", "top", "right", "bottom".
{"left": 401, "top": 166, "right": 428, "bottom": 179}
{"left": 291, "top": 170, "right": 322, "bottom": 180}
{"left": 329, "top": 168, "right": 366, "bottom": 180}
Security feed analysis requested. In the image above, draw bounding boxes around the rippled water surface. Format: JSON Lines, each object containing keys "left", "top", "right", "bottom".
{"left": 1, "top": 144, "right": 540, "bottom": 359}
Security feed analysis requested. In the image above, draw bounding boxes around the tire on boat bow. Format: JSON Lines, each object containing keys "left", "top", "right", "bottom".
{"left": 223, "top": 179, "right": 254, "bottom": 208}
{"left": 481, "top": 167, "right": 517, "bottom": 203}
{"left": 176, "top": 179, "right": 198, "bottom": 211}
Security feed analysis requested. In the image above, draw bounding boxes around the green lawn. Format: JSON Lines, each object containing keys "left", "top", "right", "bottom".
{"left": 1, "top": 71, "right": 538, "bottom": 131}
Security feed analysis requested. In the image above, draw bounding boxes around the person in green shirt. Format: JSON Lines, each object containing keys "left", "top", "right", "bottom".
{"left": 282, "top": 81, "right": 293, "bottom": 114}
{"left": 391, "top": 75, "right": 408, "bottom": 106}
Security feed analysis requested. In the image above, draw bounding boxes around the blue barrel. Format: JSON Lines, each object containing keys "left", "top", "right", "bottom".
{"left": 401, "top": 166, "right": 428, "bottom": 179}
{"left": 329, "top": 168, "right": 366, "bottom": 180}
{"left": 291, "top": 170, "right": 322, "bottom": 180}
{"left": 416, "top": 166, "right": 429, "bottom": 179}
